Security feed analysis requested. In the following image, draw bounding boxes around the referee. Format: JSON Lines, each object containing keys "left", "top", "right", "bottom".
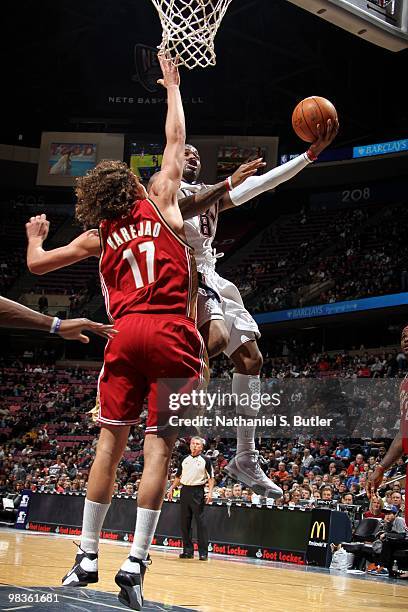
{"left": 167, "top": 437, "right": 214, "bottom": 560}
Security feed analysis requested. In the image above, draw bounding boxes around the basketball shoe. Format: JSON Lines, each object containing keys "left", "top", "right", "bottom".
{"left": 224, "top": 450, "right": 283, "bottom": 499}
{"left": 115, "top": 556, "right": 151, "bottom": 611}
{"left": 61, "top": 545, "right": 98, "bottom": 587}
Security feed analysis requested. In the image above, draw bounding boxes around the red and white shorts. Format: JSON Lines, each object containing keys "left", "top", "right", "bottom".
{"left": 96, "top": 313, "right": 208, "bottom": 434}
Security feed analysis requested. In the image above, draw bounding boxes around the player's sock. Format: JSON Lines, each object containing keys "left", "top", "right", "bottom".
{"left": 121, "top": 508, "right": 161, "bottom": 568}
{"left": 80, "top": 499, "right": 111, "bottom": 554}
{"left": 233, "top": 373, "right": 260, "bottom": 453}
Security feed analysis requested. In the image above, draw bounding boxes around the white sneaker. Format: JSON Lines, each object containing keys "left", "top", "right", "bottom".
{"left": 115, "top": 555, "right": 151, "bottom": 611}
{"left": 224, "top": 451, "right": 283, "bottom": 499}
{"left": 62, "top": 546, "right": 98, "bottom": 587}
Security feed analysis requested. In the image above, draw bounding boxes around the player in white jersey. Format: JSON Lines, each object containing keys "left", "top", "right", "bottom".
{"left": 178, "top": 119, "right": 338, "bottom": 498}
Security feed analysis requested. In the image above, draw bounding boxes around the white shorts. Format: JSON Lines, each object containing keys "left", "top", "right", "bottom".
{"left": 197, "top": 270, "right": 260, "bottom": 358}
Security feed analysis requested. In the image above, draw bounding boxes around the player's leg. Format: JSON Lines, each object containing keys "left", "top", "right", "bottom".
{"left": 62, "top": 424, "right": 130, "bottom": 587}
{"left": 225, "top": 338, "right": 282, "bottom": 498}
{"left": 116, "top": 316, "right": 208, "bottom": 610}
{"left": 115, "top": 431, "right": 179, "bottom": 611}
{"left": 230, "top": 339, "right": 263, "bottom": 453}
{"left": 63, "top": 317, "right": 148, "bottom": 592}
{"left": 136, "top": 432, "right": 179, "bottom": 509}
{"left": 86, "top": 425, "right": 131, "bottom": 503}
{"left": 199, "top": 318, "right": 229, "bottom": 358}
{"left": 197, "top": 282, "right": 229, "bottom": 358}
{"left": 230, "top": 336, "right": 263, "bottom": 375}
{"left": 219, "top": 291, "right": 283, "bottom": 499}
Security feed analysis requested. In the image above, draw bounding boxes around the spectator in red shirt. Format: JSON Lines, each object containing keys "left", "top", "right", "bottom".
{"left": 363, "top": 496, "right": 385, "bottom": 519}
{"left": 357, "top": 366, "right": 371, "bottom": 378}
{"left": 217, "top": 453, "right": 228, "bottom": 470}
{"left": 276, "top": 462, "right": 289, "bottom": 482}
{"left": 317, "top": 357, "right": 330, "bottom": 372}
{"left": 346, "top": 453, "right": 365, "bottom": 476}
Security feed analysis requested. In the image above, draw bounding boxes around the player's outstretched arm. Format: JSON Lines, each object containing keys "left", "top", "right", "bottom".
{"left": 219, "top": 118, "right": 339, "bottom": 212}
{"left": 0, "top": 296, "right": 117, "bottom": 342}
{"left": 26, "top": 214, "right": 100, "bottom": 275}
{"left": 179, "top": 158, "right": 265, "bottom": 220}
{"left": 367, "top": 431, "right": 402, "bottom": 497}
{"left": 149, "top": 54, "right": 185, "bottom": 212}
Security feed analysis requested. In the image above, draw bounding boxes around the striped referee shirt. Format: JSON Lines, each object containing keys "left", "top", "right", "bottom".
{"left": 176, "top": 454, "right": 214, "bottom": 486}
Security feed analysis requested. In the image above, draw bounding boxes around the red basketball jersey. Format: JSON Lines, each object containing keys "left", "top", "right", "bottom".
{"left": 99, "top": 198, "right": 197, "bottom": 321}
{"left": 400, "top": 376, "right": 408, "bottom": 455}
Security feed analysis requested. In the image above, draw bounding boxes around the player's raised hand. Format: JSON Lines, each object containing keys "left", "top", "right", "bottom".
{"left": 58, "top": 319, "right": 118, "bottom": 344}
{"left": 157, "top": 52, "right": 180, "bottom": 89}
{"left": 231, "top": 158, "right": 266, "bottom": 188}
{"left": 308, "top": 118, "right": 340, "bottom": 157}
{"left": 26, "top": 214, "right": 50, "bottom": 242}
{"left": 367, "top": 466, "right": 385, "bottom": 498}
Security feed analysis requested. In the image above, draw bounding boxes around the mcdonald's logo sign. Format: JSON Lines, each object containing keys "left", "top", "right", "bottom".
{"left": 310, "top": 521, "right": 326, "bottom": 540}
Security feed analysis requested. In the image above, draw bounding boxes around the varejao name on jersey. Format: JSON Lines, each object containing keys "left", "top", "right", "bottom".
{"left": 106, "top": 220, "right": 162, "bottom": 251}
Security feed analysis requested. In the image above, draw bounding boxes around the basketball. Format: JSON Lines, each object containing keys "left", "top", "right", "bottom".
{"left": 292, "top": 96, "right": 338, "bottom": 142}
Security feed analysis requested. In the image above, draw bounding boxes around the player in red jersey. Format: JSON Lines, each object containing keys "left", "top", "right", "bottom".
{"left": 368, "top": 326, "right": 408, "bottom": 578}
{"left": 27, "top": 55, "right": 207, "bottom": 610}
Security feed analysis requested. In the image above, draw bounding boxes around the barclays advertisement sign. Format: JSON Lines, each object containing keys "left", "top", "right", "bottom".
{"left": 254, "top": 293, "right": 408, "bottom": 325}
{"left": 353, "top": 139, "right": 408, "bottom": 159}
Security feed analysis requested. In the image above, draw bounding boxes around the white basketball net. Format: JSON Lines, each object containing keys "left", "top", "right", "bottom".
{"left": 149, "top": 0, "right": 233, "bottom": 69}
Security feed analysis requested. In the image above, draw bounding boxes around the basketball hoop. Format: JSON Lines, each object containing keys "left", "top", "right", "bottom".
{"left": 149, "top": 0, "right": 233, "bottom": 69}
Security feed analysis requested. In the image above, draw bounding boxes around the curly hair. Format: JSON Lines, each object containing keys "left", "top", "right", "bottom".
{"left": 75, "top": 160, "right": 140, "bottom": 228}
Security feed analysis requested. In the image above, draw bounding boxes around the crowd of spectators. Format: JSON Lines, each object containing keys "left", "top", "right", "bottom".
{"left": 0, "top": 353, "right": 407, "bottom": 574}
{"left": 185, "top": 439, "right": 406, "bottom": 511}
{"left": 0, "top": 251, "right": 26, "bottom": 296}
{"left": 0, "top": 347, "right": 406, "bottom": 504}
{"left": 0, "top": 360, "right": 148, "bottom": 502}
{"left": 0, "top": 202, "right": 68, "bottom": 298}
{"left": 220, "top": 202, "right": 408, "bottom": 314}
{"left": 223, "top": 206, "right": 370, "bottom": 309}
{"left": 213, "top": 340, "right": 408, "bottom": 381}
{"left": 302, "top": 204, "right": 408, "bottom": 307}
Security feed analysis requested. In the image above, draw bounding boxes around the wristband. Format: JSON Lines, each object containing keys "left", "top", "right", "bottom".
{"left": 377, "top": 464, "right": 386, "bottom": 472}
{"left": 305, "top": 149, "right": 318, "bottom": 162}
{"left": 50, "top": 317, "right": 62, "bottom": 334}
{"left": 225, "top": 176, "right": 233, "bottom": 191}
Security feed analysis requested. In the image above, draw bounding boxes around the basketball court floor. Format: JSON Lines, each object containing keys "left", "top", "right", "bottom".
{"left": 0, "top": 529, "right": 407, "bottom": 611}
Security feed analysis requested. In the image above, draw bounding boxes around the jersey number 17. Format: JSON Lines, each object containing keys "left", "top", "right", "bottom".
{"left": 123, "top": 241, "right": 155, "bottom": 288}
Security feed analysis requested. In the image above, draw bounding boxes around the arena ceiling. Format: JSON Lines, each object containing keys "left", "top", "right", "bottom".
{"left": 2, "top": 0, "right": 407, "bottom": 149}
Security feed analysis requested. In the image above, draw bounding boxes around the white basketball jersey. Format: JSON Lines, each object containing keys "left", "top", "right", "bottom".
{"left": 179, "top": 181, "right": 219, "bottom": 269}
